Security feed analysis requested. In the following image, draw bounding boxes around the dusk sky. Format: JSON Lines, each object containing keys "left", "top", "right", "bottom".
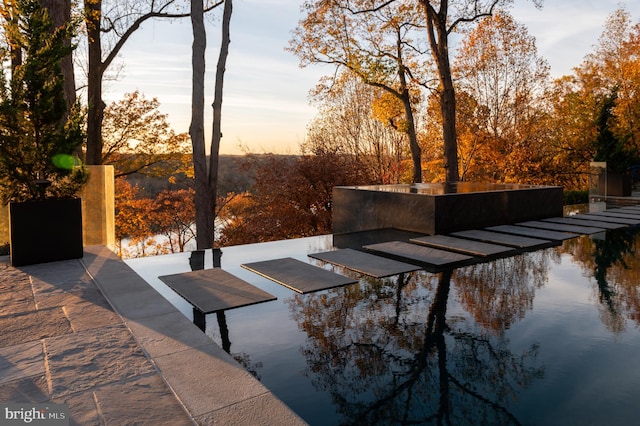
{"left": 103, "top": 0, "right": 640, "bottom": 155}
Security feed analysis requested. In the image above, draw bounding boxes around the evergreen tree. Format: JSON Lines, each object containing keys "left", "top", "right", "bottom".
{"left": 0, "top": 0, "right": 86, "bottom": 203}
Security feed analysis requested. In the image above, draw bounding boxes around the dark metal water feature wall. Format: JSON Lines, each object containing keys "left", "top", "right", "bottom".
{"left": 332, "top": 182, "right": 564, "bottom": 235}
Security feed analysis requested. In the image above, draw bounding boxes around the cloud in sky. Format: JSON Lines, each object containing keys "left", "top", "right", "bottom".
{"left": 105, "top": 0, "right": 640, "bottom": 155}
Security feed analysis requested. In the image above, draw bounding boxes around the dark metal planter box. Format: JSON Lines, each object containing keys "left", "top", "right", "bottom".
{"left": 333, "top": 183, "right": 564, "bottom": 235}
{"left": 10, "top": 197, "right": 83, "bottom": 266}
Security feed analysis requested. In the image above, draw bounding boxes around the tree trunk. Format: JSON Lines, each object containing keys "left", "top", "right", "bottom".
{"left": 190, "top": 0, "right": 214, "bottom": 249}
{"left": 396, "top": 34, "right": 422, "bottom": 183}
{"left": 422, "top": 0, "right": 459, "bottom": 182}
{"left": 208, "top": 0, "right": 232, "bottom": 244}
{"left": 85, "top": 0, "right": 104, "bottom": 165}
{"left": 42, "top": 0, "right": 75, "bottom": 107}
{"left": 402, "top": 93, "right": 422, "bottom": 184}
{"left": 3, "top": 3, "right": 22, "bottom": 72}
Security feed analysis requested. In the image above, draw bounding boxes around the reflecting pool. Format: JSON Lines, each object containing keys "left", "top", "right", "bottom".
{"left": 126, "top": 226, "right": 640, "bottom": 425}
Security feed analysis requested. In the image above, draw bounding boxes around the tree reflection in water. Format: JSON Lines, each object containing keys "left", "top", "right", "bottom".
{"left": 560, "top": 228, "right": 640, "bottom": 333}
{"left": 287, "top": 251, "right": 549, "bottom": 425}
{"left": 188, "top": 249, "right": 264, "bottom": 379}
{"left": 454, "top": 250, "right": 555, "bottom": 334}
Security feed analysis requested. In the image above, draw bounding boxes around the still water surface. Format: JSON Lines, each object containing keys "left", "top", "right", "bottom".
{"left": 127, "top": 226, "right": 640, "bottom": 425}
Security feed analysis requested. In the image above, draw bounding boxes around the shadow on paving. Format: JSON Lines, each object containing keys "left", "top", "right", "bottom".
{"left": 0, "top": 255, "right": 193, "bottom": 425}
{"left": 0, "top": 247, "right": 307, "bottom": 425}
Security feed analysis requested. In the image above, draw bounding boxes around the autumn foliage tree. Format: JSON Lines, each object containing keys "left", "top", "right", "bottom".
{"left": 115, "top": 178, "right": 196, "bottom": 257}
{"left": 218, "top": 153, "right": 373, "bottom": 245}
{"left": 114, "top": 178, "right": 154, "bottom": 256}
{"left": 290, "top": 0, "right": 429, "bottom": 183}
{"left": 101, "top": 91, "right": 191, "bottom": 178}
{"left": 303, "top": 71, "right": 414, "bottom": 184}
{"left": 453, "top": 11, "right": 552, "bottom": 183}
{"left": 151, "top": 188, "right": 196, "bottom": 253}
{"left": 547, "top": 8, "right": 640, "bottom": 189}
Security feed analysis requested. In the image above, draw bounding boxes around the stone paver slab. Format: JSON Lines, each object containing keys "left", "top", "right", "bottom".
{"left": 53, "top": 390, "right": 101, "bottom": 426}
{"left": 62, "top": 299, "right": 122, "bottom": 332}
{"left": 45, "top": 324, "right": 155, "bottom": 398}
{"left": 92, "top": 373, "right": 193, "bottom": 425}
{"left": 604, "top": 208, "right": 640, "bottom": 217}
{"left": 0, "top": 265, "right": 32, "bottom": 293}
{"left": 82, "top": 246, "right": 139, "bottom": 280}
{"left": 153, "top": 343, "right": 270, "bottom": 417}
{"left": 0, "top": 307, "right": 72, "bottom": 347}
{"left": 31, "top": 273, "right": 94, "bottom": 297}
{"left": 32, "top": 285, "right": 121, "bottom": 332}
{"left": 197, "top": 392, "right": 307, "bottom": 426}
{"left": 127, "top": 311, "right": 214, "bottom": 358}
{"left": 618, "top": 206, "right": 640, "bottom": 212}
{"left": 20, "top": 260, "right": 87, "bottom": 285}
{"left": 97, "top": 283, "right": 177, "bottom": 320}
{"left": 0, "top": 341, "right": 45, "bottom": 384}
{"left": 0, "top": 375, "right": 49, "bottom": 403}
{"left": 0, "top": 291, "right": 35, "bottom": 316}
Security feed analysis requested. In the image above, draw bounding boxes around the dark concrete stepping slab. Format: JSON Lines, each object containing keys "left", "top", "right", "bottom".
{"left": 578, "top": 212, "right": 640, "bottom": 224}
{"left": 607, "top": 207, "right": 640, "bottom": 213}
{"left": 159, "top": 269, "right": 276, "bottom": 313}
{"left": 486, "top": 225, "right": 577, "bottom": 241}
{"left": 543, "top": 217, "right": 625, "bottom": 230}
{"left": 618, "top": 206, "right": 640, "bottom": 212}
{"left": 241, "top": 257, "right": 357, "bottom": 294}
{"left": 450, "top": 229, "right": 553, "bottom": 249}
{"left": 572, "top": 213, "right": 640, "bottom": 225}
{"left": 363, "top": 241, "right": 473, "bottom": 267}
{"left": 309, "top": 248, "right": 419, "bottom": 278}
{"left": 516, "top": 220, "right": 605, "bottom": 235}
{"left": 603, "top": 209, "right": 640, "bottom": 217}
{"left": 410, "top": 235, "right": 514, "bottom": 257}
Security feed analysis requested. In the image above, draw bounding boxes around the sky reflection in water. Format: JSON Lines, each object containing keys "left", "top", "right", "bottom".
{"left": 126, "top": 227, "right": 640, "bottom": 426}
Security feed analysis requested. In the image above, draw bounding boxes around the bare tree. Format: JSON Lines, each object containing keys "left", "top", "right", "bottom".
{"left": 190, "top": 0, "right": 232, "bottom": 249}
{"left": 83, "top": 0, "right": 223, "bottom": 165}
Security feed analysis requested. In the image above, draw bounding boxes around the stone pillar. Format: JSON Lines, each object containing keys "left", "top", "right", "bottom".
{"left": 80, "top": 165, "right": 115, "bottom": 250}
{"left": 0, "top": 165, "right": 115, "bottom": 251}
{"left": 0, "top": 204, "right": 8, "bottom": 247}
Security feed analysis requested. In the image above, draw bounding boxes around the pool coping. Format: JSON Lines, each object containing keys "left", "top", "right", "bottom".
{"left": 81, "top": 245, "right": 307, "bottom": 425}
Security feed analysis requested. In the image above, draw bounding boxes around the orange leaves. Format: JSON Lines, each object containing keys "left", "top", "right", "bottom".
{"left": 102, "top": 91, "right": 191, "bottom": 179}
{"left": 218, "top": 153, "right": 371, "bottom": 246}
{"left": 114, "top": 178, "right": 196, "bottom": 257}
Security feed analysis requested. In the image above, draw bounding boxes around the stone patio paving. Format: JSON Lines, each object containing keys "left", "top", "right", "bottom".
{"left": 0, "top": 246, "right": 306, "bottom": 425}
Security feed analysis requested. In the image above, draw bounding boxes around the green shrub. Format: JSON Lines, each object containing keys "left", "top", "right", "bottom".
{"left": 563, "top": 189, "right": 589, "bottom": 205}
